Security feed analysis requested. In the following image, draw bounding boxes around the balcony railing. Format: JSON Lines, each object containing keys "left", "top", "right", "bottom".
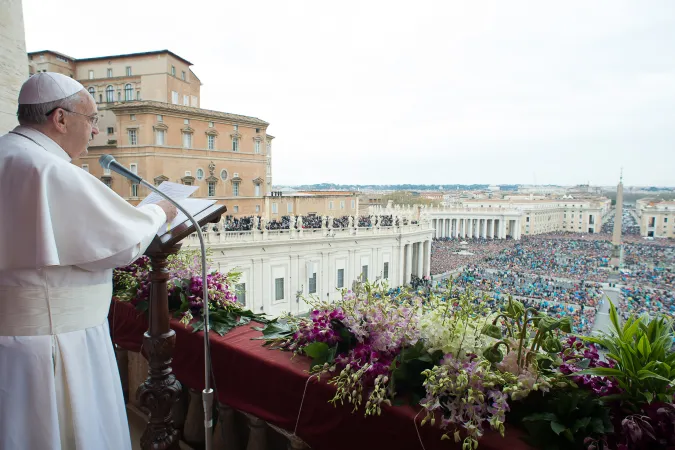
{"left": 183, "top": 222, "right": 432, "bottom": 247}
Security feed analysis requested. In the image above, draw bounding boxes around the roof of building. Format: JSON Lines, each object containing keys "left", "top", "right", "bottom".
{"left": 108, "top": 100, "right": 269, "bottom": 126}
{"left": 28, "top": 50, "right": 76, "bottom": 62}
{"left": 28, "top": 49, "right": 193, "bottom": 66}
{"left": 297, "top": 191, "right": 358, "bottom": 196}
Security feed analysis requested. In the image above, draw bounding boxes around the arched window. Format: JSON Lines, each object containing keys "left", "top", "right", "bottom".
{"left": 88, "top": 87, "right": 95, "bottom": 98}
{"left": 125, "top": 84, "right": 133, "bottom": 101}
{"left": 105, "top": 85, "right": 114, "bottom": 103}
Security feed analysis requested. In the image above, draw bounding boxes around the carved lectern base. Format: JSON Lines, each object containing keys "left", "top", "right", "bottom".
{"left": 138, "top": 330, "right": 182, "bottom": 450}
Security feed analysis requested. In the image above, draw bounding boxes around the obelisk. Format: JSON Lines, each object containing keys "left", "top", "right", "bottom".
{"left": 609, "top": 171, "right": 623, "bottom": 269}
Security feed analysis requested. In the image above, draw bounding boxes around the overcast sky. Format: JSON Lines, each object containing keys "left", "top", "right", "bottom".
{"left": 22, "top": 0, "right": 675, "bottom": 187}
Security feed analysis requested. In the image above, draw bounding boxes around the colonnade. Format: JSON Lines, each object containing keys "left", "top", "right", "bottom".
{"left": 431, "top": 216, "right": 521, "bottom": 240}
{"left": 401, "top": 240, "right": 430, "bottom": 284}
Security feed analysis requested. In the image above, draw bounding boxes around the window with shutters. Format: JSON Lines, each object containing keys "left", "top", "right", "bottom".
{"left": 106, "top": 85, "right": 114, "bottom": 103}
{"left": 155, "top": 130, "right": 165, "bottom": 145}
{"left": 232, "top": 137, "right": 239, "bottom": 152}
{"left": 131, "top": 184, "right": 139, "bottom": 197}
{"left": 337, "top": 269, "right": 344, "bottom": 288}
{"left": 274, "top": 278, "right": 284, "bottom": 301}
{"left": 208, "top": 135, "right": 215, "bottom": 150}
{"left": 128, "top": 129, "right": 137, "bottom": 145}
{"left": 125, "top": 84, "right": 133, "bottom": 101}
{"left": 107, "top": 68, "right": 113, "bottom": 77}
{"left": 308, "top": 271, "right": 317, "bottom": 294}
{"left": 235, "top": 283, "right": 246, "bottom": 305}
{"left": 208, "top": 182, "right": 216, "bottom": 197}
{"left": 171, "top": 91, "right": 178, "bottom": 104}
{"left": 126, "top": 66, "right": 132, "bottom": 76}
{"left": 254, "top": 141, "right": 260, "bottom": 154}
{"left": 182, "top": 132, "right": 192, "bottom": 148}
{"left": 88, "top": 70, "right": 94, "bottom": 79}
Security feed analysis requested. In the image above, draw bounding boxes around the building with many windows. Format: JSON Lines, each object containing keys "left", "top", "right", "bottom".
{"left": 636, "top": 199, "right": 675, "bottom": 238}
{"left": 27, "top": 49, "right": 274, "bottom": 215}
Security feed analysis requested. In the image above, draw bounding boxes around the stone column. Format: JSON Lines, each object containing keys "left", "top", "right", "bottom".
{"left": 0, "top": 0, "right": 27, "bottom": 135}
{"left": 481, "top": 219, "right": 487, "bottom": 238}
{"left": 488, "top": 219, "right": 494, "bottom": 239}
{"left": 423, "top": 240, "right": 431, "bottom": 277}
{"left": 454, "top": 219, "right": 459, "bottom": 238}
{"left": 416, "top": 242, "right": 424, "bottom": 278}
{"left": 405, "top": 244, "right": 413, "bottom": 284}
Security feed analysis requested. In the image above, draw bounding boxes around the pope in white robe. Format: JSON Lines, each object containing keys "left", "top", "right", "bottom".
{"left": 0, "top": 73, "right": 176, "bottom": 449}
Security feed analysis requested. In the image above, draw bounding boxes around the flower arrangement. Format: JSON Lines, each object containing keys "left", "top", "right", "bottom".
{"left": 113, "top": 249, "right": 267, "bottom": 335}
{"left": 259, "top": 277, "right": 675, "bottom": 450}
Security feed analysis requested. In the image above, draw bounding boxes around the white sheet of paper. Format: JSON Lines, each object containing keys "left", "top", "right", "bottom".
{"left": 156, "top": 198, "right": 217, "bottom": 235}
{"left": 138, "top": 181, "right": 199, "bottom": 207}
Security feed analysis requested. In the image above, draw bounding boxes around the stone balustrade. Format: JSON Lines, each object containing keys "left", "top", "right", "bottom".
{"left": 182, "top": 220, "right": 432, "bottom": 247}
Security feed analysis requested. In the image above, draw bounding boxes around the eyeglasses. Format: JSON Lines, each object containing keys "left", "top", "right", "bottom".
{"left": 46, "top": 107, "right": 99, "bottom": 127}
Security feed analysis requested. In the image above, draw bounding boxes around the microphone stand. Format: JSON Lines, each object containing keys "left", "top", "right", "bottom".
{"left": 137, "top": 179, "right": 214, "bottom": 450}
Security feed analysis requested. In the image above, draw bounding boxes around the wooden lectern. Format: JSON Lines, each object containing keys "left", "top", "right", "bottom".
{"left": 137, "top": 204, "right": 226, "bottom": 450}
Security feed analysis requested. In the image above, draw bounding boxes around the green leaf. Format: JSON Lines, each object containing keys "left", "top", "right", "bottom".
{"left": 637, "top": 335, "right": 652, "bottom": 358}
{"left": 550, "top": 421, "right": 566, "bottom": 435}
{"left": 522, "top": 413, "right": 558, "bottom": 422}
{"left": 572, "top": 417, "right": 591, "bottom": 432}
{"left": 643, "top": 391, "right": 654, "bottom": 404}
{"left": 302, "top": 342, "right": 335, "bottom": 369}
{"left": 573, "top": 367, "right": 624, "bottom": 378}
{"left": 482, "top": 323, "right": 503, "bottom": 339}
{"left": 303, "top": 341, "right": 329, "bottom": 359}
{"left": 636, "top": 369, "right": 672, "bottom": 383}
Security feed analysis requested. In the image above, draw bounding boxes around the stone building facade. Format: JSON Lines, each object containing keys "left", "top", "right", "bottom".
{"left": 636, "top": 199, "right": 675, "bottom": 238}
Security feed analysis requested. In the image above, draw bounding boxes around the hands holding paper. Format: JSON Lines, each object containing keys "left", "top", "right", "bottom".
{"left": 137, "top": 181, "right": 217, "bottom": 236}
{"left": 156, "top": 200, "right": 178, "bottom": 223}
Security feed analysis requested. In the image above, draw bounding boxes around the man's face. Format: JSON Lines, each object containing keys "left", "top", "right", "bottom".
{"left": 61, "top": 92, "right": 100, "bottom": 159}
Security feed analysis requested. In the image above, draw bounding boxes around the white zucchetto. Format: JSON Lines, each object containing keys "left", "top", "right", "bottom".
{"left": 18, "top": 72, "right": 86, "bottom": 105}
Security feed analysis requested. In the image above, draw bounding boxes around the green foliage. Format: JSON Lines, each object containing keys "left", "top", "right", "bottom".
{"left": 187, "top": 307, "right": 267, "bottom": 336}
{"left": 302, "top": 342, "right": 338, "bottom": 370}
{"left": 575, "top": 302, "right": 675, "bottom": 409}
{"left": 254, "top": 319, "right": 295, "bottom": 346}
{"left": 512, "top": 388, "right": 614, "bottom": 450}
{"left": 483, "top": 296, "right": 570, "bottom": 371}
{"left": 389, "top": 341, "right": 444, "bottom": 406}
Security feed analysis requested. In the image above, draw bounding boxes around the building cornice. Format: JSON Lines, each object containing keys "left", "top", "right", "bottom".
{"left": 108, "top": 101, "right": 269, "bottom": 126}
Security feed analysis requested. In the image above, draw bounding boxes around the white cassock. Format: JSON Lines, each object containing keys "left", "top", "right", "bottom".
{"left": 0, "top": 126, "right": 167, "bottom": 450}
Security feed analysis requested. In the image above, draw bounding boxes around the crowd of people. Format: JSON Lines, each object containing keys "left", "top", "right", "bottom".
{"left": 430, "top": 230, "right": 674, "bottom": 331}
{"left": 216, "top": 214, "right": 407, "bottom": 232}
{"left": 451, "top": 266, "right": 602, "bottom": 334}
{"left": 430, "top": 239, "right": 516, "bottom": 275}
{"left": 620, "top": 285, "right": 675, "bottom": 320}
{"left": 601, "top": 210, "right": 641, "bottom": 235}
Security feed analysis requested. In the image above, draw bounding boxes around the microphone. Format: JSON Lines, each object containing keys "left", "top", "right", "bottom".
{"left": 98, "top": 154, "right": 216, "bottom": 450}
{"left": 99, "top": 154, "right": 142, "bottom": 184}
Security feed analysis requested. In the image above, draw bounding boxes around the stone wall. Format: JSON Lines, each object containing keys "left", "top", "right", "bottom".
{"left": 0, "top": 0, "right": 27, "bottom": 134}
